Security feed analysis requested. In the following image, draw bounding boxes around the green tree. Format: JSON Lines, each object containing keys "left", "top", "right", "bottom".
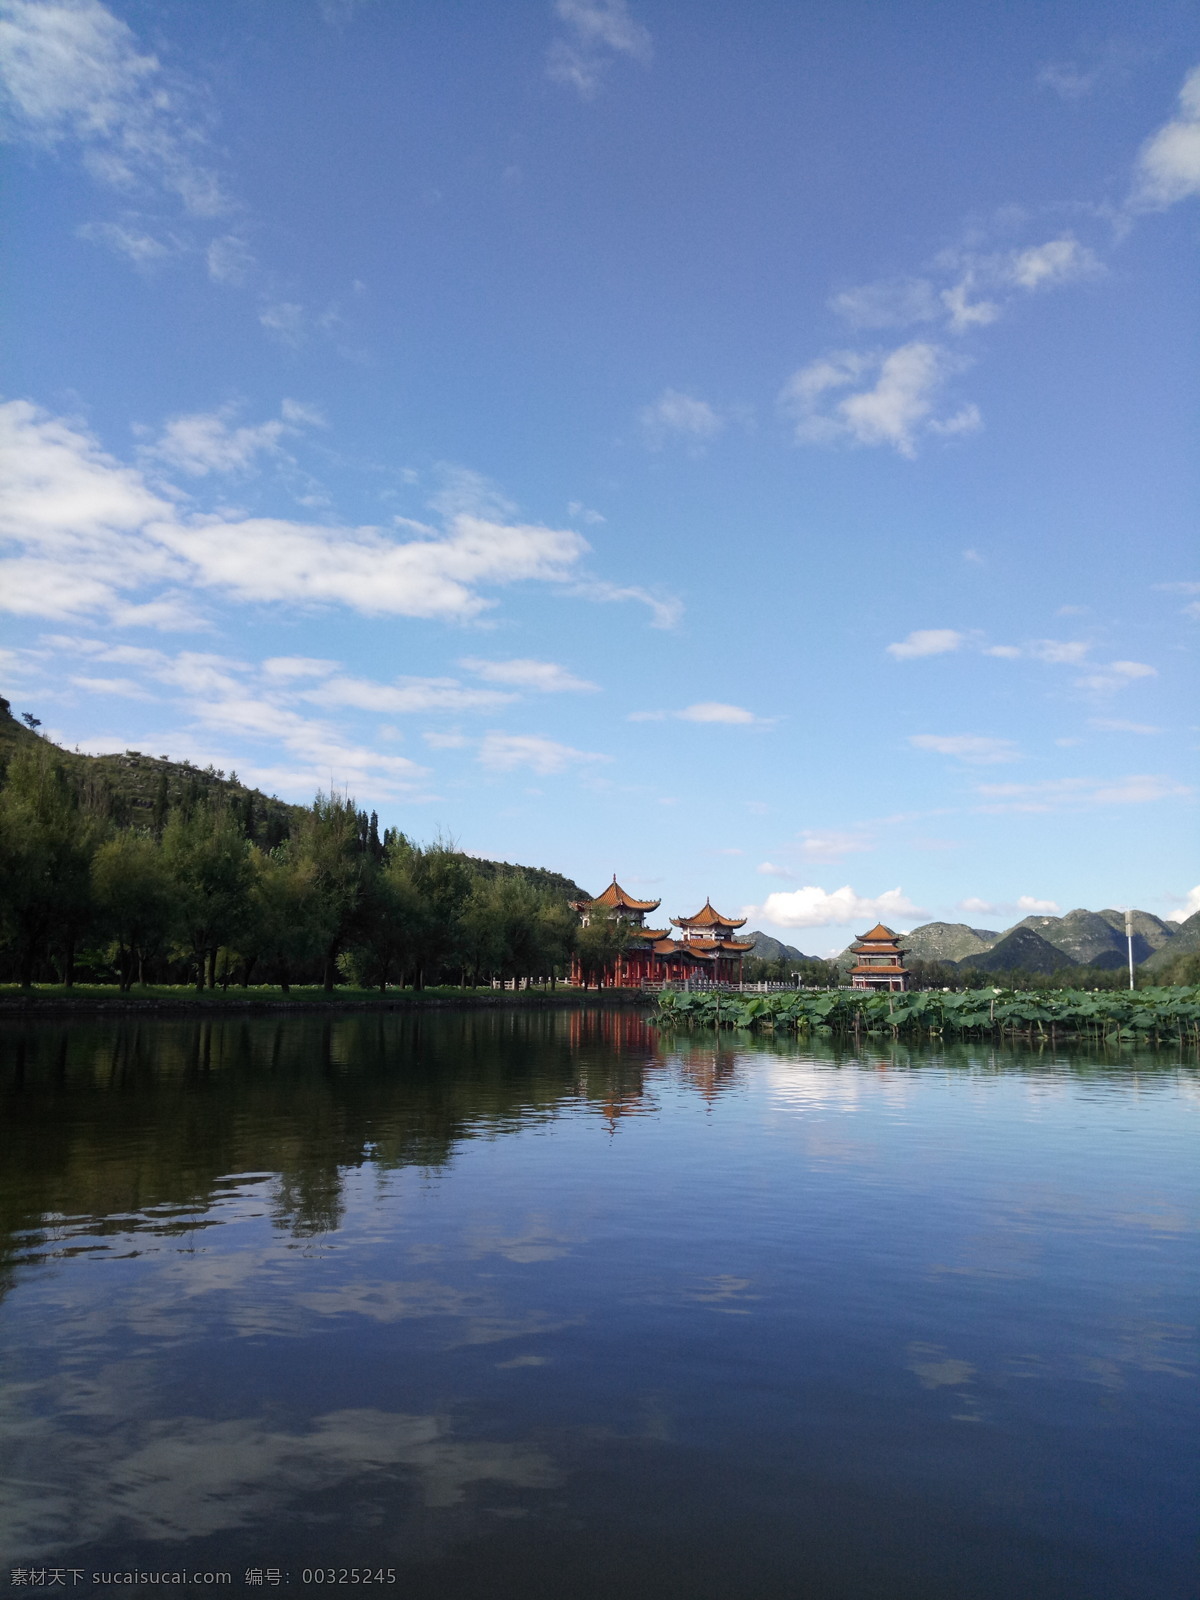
{"left": 161, "top": 802, "right": 253, "bottom": 990}
{"left": 243, "top": 847, "right": 324, "bottom": 991}
{"left": 91, "top": 831, "right": 173, "bottom": 989}
{"left": 575, "top": 907, "right": 630, "bottom": 987}
{"left": 0, "top": 745, "right": 100, "bottom": 986}
{"left": 348, "top": 848, "right": 429, "bottom": 991}
{"left": 408, "top": 843, "right": 474, "bottom": 986}
{"left": 294, "top": 793, "right": 370, "bottom": 990}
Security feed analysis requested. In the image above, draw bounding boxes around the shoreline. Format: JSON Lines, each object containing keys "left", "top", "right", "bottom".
{"left": 0, "top": 986, "right": 653, "bottom": 1017}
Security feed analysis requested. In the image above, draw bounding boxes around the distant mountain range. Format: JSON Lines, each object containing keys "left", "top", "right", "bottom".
{"left": 835, "top": 907, "right": 1197, "bottom": 975}
{"left": 740, "top": 931, "right": 815, "bottom": 963}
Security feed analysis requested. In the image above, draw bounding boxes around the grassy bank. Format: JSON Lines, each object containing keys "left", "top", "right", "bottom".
{"left": 0, "top": 983, "right": 650, "bottom": 1015}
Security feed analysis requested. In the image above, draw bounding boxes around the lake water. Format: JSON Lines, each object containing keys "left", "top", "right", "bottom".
{"left": 0, "top": 1009, "right": 1196, "bottom": 1599}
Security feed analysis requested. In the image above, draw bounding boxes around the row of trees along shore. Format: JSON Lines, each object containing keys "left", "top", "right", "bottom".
{"left": 0, "top": 742, "right": 638, "bottom": 992}
{"left": 3, "top": 737, "right": 1194, "bottom": 995}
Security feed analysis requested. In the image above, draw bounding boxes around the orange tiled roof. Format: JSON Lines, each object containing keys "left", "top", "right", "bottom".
{"left": 681, "top": 938, "right": 755, "bottom": 954}
{"left": 671, "top": 899, "right": 748, "bottom": 930}
{"left": 853, "top": 922, "right": 901, "bottom": 944}
{"left": 591, "top": 877, "right": 662, "bottom": 913}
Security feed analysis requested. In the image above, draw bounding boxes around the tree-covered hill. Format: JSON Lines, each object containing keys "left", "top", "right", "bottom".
{"left": 0, "top": 694, "right": 588, "bottom": 903}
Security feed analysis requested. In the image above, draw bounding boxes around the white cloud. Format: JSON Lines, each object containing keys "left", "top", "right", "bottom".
{"left": 42, "top": 638, "right": 438, "bottom": 801}
{"left": 887, "top": 628, "right": 964, "bottom": 660}
{"left": 1167, "top": 884, "right": 1200, "bottom": 922}
{"left": 206, "top": 233, "right": 255, "bottom": 285}
{"left": 0, "top": 399, "right": 593, "bottom": 625}
{"left": 546, "top": 0, "right": 652, "bottom": 97}
{"left": 1089, "top": 718, "right": 1163, "bottom": 735}
{"left": 426, "top": 463, "right": 519, "bottom": 522}
{"left": 798, "top": 829, "right": 874, "bottom": 861}
{"left": 0, "top": 0, "right": 227, "bottom": 216}
{"left": 974, "top": 774, "right": 1191, "bottom": 812}
{"left": 258, "top": 301, "right": 307, "bottom": 345}
{"left": 1017, "top": 894, "right": 1060, "bottom": 913}
{"left": 755, "top": 884, "right": 924, "bottom": 930}
{"left": 957, "top": 897, "right": 997, "bottom": 914}
{"left": 829, "top": 278, "right": 940, "bottom": 330}
{"left": 142, "top": 402, "right": 318, "bottom": 477}
{"left": 1005, "top": 236, "right": 1103, "bottom": 291}
{"left": 567, "top": 500, "right": 605, "bottom": 524}
{"left": 76, "top": 218, "right": 176, "bottom": 263}
{"left": 423, "top": 730, "right": 470, "bottom": 750}
{"left": 298, "top": 674, "right": 514, "bottom": 715}
{"left": 631, "top": 701, "right": 765, "bottom": 726}
{"left": 68, "top": 673, "right": 153, "bottom": 698}
{"left": 477, "top": 732, "right": 610, "bottom": 776}
{"left": 984, "top": 638, "right": 1091, "bottom": 664}
{"left": 572, "top": 579, "right": 682, "bottom": 630}
{"left": 1132, "top": 63, "right": 1200, "bottom": 209}
{"left": 639, "top": 388, "right": 723, "bottom": 448}
{"left": 1074, "top": 660, "right": 1156, "bottom": 693}
{"left": 459, "top": 658, "right": 599, "bottom": 692}
{"left": 261, "top": 656, "right": 339, "bottom": 681}
{"left": 781, "top": 342, "right": 975, "bottom": 458}
{"left": 940, "top": 276, "right": 1001, "bottom": 331}
{"left": 756, "top": 861, "right": 794, "bottom": 878}
{"left": 910, "top": 733, "right": 1021, "bottom": 765}
{"left": 676, "top": 701, "right": 758, "bottom": 725}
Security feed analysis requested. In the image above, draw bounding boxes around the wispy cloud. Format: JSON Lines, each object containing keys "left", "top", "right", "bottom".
{"left": 478, "top": 732, "right": 610, "bottom": 776}
{"left": 910, "top": 734, "right": 1021, "bottom": 766}
{"left": 459, "top": 658, "right": 599, "bottom": 692}
{"left": 546, "top": 0, "right": 652, "bottom": 98}
{"left": 984, "top": 638, "right": 1090, "bottom": 663}
{"left": 0, "top": 399, "right": 606, "bottom": 626}
{"left": 40, "top": 638, "right": 439, "bottom": 801}
{"left": 629, "top": 701, "right": 766, "bottom": 726}
{"left": 974, "top": 774, "right": 1190, "bottom": 813}
{"left": 780, "top": 342, "right": 979, "bottom": 458}
{"left": 1131, "top": 63, "right": 1200, "bottom": 210}
{"left": 1088, "top": 718, "right": 1163, "bottom": 735}
{"left": 570, "top": 578, "right": 682, "bottom": 630}
{"left": 639, "top": 388, "right": 724, "bottom": 449}
{"left": 0, "top": 0, "right": 229, "bottom": 219}
{"left": 959, "top": 894, "right": 1060, "bottom": 914}
{"left": 887, "top": 628, "right": 965, "bottom": 661}
{"left": 140, "top": 400, "right": 323, "bottom": 478}
{"left": 1073, "top": 660, "right": 1156, "bottom": 693}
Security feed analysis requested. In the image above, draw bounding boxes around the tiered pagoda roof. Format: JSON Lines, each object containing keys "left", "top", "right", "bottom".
{"left": 672, "top": 899, "right": 747, "bottom": 931}
{"left": 588, "top": 878, "right": 662, "bottom": 914}
{"left": 848, "top": 923, "right": 908, "bottom": 979}
{"left": 851, "top": 923, "right": 907, "bottom": 953}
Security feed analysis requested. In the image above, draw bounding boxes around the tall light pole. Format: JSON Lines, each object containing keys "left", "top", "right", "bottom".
{"left": 1125, "top": 909, "right": 1135, "bottom": 992}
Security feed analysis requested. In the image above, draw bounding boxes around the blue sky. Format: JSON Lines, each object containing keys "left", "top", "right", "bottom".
{"left": 1, "top": 0, "right": 1197, "bottom": 950}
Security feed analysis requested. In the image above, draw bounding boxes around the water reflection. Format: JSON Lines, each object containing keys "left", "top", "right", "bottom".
{"left": 0, "top": 1012, "right": 1196, "bottom": 1599}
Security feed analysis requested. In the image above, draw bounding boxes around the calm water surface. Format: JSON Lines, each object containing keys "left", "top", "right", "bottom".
{"left": 0, "top": 1010, "right": 1196, "bottom": 1599}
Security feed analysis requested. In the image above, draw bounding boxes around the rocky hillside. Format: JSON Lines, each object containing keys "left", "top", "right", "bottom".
{"left": 741, "top": 931, "right": 812, "bottom": 963}
{"left": 1140, "top": 910, "right": 1200, "bottom": 974}
{"left": 1014, "top": 908, "right": 1173, "bottom": 967}
{"left": 899, "top": 921, "right": 999, "bottom": 963}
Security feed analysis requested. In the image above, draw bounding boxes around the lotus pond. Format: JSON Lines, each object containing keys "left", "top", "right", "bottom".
{"left": 655, "top": 983, "right": 1200, "bottom": 1045}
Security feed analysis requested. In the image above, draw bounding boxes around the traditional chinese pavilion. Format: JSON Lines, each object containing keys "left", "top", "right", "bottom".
{"left": 848, "top": 923, "right": 910, "bottom": 991}
{"left": 570, "top": 878, "right": 754, "bottom": 988}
